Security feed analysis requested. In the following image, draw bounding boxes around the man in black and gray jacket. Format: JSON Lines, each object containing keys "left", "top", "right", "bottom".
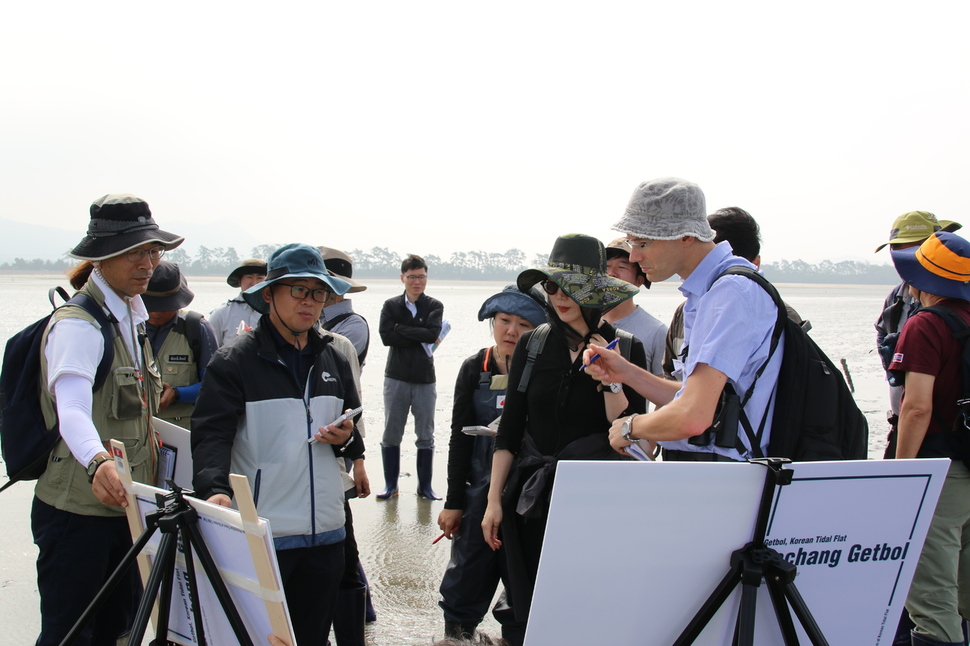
{"left": 192, "top": 243, "right": 364, "bottom": 646}
{"left": 376, "top": 253, "right": 444, "bottom": 500}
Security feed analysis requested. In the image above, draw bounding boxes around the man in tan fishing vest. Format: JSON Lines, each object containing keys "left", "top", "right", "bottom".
{"left": 33, "top": 193, "right": 183, "bottom": 646}
{"left": 142, "top": 260, "right": 218, "bottom": 429}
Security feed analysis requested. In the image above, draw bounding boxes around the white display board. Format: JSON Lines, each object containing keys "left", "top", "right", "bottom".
{"left": 527, "top": 458, "right": 949, "bottom": 646}
{"left": 111, "top": 440, "right": 294, "bottom": 646}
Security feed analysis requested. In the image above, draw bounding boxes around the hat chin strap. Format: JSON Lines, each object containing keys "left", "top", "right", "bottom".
{"left": 269, "top": 291, "right": 305, "bottom": 350}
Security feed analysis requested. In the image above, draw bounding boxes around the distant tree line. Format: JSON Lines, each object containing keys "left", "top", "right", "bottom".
{"left": 760, "top": 259, "right": 900, "bottom": 285}
{"left": 0, "top": 247, "right": 901, "bottom": 284}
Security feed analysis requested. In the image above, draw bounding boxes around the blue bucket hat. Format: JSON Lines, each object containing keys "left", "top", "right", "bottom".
{"left": 478, "top": 285, "right": 547, "bottom": 328}
{"left": 891, "top": 232, "right": 970, "bottom": 301}
{"left": 243, "top": 243, "right": 352, "bottom": 314}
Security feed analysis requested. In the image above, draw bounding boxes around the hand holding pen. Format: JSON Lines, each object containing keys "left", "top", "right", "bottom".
{"left": 580, "top": 337, "right": 619, "bottom": 372}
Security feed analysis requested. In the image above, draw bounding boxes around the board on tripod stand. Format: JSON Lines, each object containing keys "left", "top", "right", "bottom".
{"left": 112, "top": 439, "right": 295, "bottom": 646}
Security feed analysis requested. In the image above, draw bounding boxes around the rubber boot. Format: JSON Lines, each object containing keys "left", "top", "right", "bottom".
{"left": 416, "top": 448, "right": 441, "bottom": 500}
{"left": 910, "top": 630, "right": 965, "bottom": 646}
{"left": 444, "top": 620, "right": 479, "bottom": 639}
{"left": 333, "top": 584, "right": 367, "bottom": 646}
{"left": 376, "top": 445, "right": 400, "bottom": 500}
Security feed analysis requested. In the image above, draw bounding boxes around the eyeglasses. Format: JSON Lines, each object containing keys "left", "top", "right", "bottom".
{"left": 276, "top": 283, "right": 330, "bottom": 303}
{"left": 541, "top": 280, "right": 560, "bottom": 296}
{"left": 126, "top": 246, "right": 166, "bottom": 263}
{"left": 625, "top": 239, "right": 651, "bottom": 251}
{"left": 404, "top": 274, "right": 428, "bottom": 282}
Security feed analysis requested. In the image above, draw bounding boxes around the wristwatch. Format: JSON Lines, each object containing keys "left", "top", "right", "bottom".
{"left": 86, "top": 454, "right": 111, "bottom": 482}
{"left": 621, "top": 414, "right": 640, "bottom": 443}
{"left": 608, "top": 382, "right": 623, "bottom": 394}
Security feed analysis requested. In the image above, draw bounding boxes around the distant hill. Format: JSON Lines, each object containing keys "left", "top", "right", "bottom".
{"left": 0, "top": 218, "right": 261, "bottom": 263}
{"left": 0, "top": 219, "right": 81, "bottom": 262}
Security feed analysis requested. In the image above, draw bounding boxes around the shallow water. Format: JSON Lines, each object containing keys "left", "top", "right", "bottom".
{"left": 0, "top": 275, "right": 895, "bottom": 645}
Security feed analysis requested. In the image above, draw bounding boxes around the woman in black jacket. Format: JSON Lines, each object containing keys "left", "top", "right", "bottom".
{"left": 481, "top": 234, "right": 648, "bottom": 637}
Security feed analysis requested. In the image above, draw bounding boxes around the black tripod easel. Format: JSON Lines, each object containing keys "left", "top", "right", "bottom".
{"left": 60, "top": 483, "right": 255, "bottom": 646}
{"left": 673, "top": 458, "right": 829, "bottom": 646}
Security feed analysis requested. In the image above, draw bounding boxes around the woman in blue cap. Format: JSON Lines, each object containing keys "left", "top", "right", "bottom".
{"left": 436, "top": 285, "right": 547, "bottom": 643}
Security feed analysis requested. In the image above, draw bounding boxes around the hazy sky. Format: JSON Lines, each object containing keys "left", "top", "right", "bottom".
{"left": 2, "top": 1, "right": 967, "bottom": 265}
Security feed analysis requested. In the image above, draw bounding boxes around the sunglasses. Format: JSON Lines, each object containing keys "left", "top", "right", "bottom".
{"left": 541, "top": 280, "right": 561, "bottom": 296}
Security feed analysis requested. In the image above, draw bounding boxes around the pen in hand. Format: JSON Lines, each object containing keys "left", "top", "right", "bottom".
{"left": 580, "top": 337, "right": 620, "bottom": 372}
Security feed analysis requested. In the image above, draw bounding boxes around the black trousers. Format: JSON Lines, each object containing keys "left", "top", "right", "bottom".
{"left": 31, "top": 497, "right": 141, "bottom": 646}
{"left": 276, "top": 540, "right": 345, "bottom": 646}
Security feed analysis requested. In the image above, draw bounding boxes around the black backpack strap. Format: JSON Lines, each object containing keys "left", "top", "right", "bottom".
{"left": 66, "top": 293, "right": 116, "bottom": 391}
{"left": 920, "top": 306, "right": 970, "bottom": 432}
{"left": 711, "top": 267, "right": 788, "bottom": 458}
{"left": 48, "top": 286, "right": 70, "bottom": 309}
{"left": 517, "top": 324, "right": 551, "bottom": 393}
{"left": 615, "top": 328, "right": 635, "bottom": 362}
{"left": 323, "top": 311, "right": 353, "bottom": 330}
{"left": 323, "top": 312, "right": 370, "bottom": 366}
{"left": 182, "top": 310, "right": 205, "bottom": 362}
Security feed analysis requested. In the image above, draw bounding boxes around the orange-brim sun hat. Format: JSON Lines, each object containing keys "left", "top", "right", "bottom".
{"left": 890, "top": 232, "right": 970, "bottom": 301}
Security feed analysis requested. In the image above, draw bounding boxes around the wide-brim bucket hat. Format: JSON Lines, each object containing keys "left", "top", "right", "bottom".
{"left": 318, "top": 246, "right": 367, "bottom": 293}
{"left": 612, "top": 177, "right": 715, "bottom": 242}
{"left": 141, "top": 261, "right": 194, "bottom": 311}
{"left": 70, "top": 194, "right": 184, "bottom": 261}
{"left": 516, "top": 234, "right": 640, "bottom": 309}
{"left": 478, "top": 285, "right": 548, "bottom": 328}
{"left": 891, "top": 232, "right": 970, "bottom": 301}
{"left": 243, "top": 243, "right": 352, "bottom": 314}
{"left": 227, "top": 258, "right": 268, "bottom": 288}
{"left": 874, "top": 211, "right": 962, "bottom": 252}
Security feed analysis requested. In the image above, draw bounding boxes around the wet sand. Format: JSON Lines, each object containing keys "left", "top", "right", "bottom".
{"left": 0, "top": 447, "right": 499, "bottom": 646}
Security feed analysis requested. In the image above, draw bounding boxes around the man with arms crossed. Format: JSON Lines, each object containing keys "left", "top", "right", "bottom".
{"left": 376, "top": 254, "right": 445, "bottom": 500}
{"left": 584, "top": 177, "right": 783, "bottom": 461}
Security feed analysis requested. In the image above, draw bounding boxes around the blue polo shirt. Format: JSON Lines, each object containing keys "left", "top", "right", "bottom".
{"left": 663, "top": 241, "right": 783, "bottom": 460}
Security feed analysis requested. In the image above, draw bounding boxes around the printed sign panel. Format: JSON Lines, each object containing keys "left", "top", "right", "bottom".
{"left": 527, "top": 459, "right": 948, "bottom": 646}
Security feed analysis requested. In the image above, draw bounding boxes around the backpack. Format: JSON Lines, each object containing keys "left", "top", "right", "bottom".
{"left": 704, "top": 267, "right": 869, "bottom": 461}
{"left": 322, "top": 311, "right": 370, "bottom": 366}
{"left": 517, "top": 323, "right": 635, "bottom": 393}
{"left": 912, "top": 305, "right": 970, "bottom": 469}
{"left": 182, "top": 310, "right": 205, "bottom": 363}
{"left": 0, "top": 287, "right": 116, "bottom": 492}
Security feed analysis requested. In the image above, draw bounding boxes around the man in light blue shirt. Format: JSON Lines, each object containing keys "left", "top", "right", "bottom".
{"left": 583, "top": 177, "right": 782, "bottom": 461}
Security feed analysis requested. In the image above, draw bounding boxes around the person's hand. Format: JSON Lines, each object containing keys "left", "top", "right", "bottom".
{"left": 582, "top": 341, "right": 629, "bottom": 384}
{"left": 158, "top": 383, "right": 177, "bottom": 411}
{"left": 353, "top": 460, "right": 370, "bottom": 498}
{"left": 609, "top": 416, "right": 634, "bottom": 457}
{"left": 207, "top": 493, "right": 232, "bottom": 507}
{"left": 482, "top": 502, "right": 503, "bottom": 550}
{"left": 314, "top": 412, "right": 354, "bottom": 445}
{"left": 91, "top": 457, "right": 128, "bottom": 507}
{"left": 438, "top": 508, "right": 463, "bottom": 539}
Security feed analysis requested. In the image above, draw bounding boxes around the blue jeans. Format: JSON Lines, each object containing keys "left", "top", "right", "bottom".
{"left": 382, "top": 378, "right": 436, "bottom": 449}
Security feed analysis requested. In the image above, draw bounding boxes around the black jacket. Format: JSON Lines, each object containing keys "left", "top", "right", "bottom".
{"left": 379, "top": 292, "right": 444, "bottom": 384}
{"left": 191, "top": 318, "right": 364, "bottom": 540}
